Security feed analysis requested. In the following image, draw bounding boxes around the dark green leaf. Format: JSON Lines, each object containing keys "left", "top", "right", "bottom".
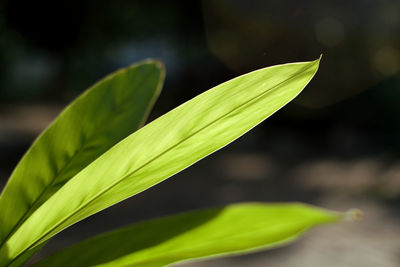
{"left": 0, "top": 60, "right": 165, "bottom": 265}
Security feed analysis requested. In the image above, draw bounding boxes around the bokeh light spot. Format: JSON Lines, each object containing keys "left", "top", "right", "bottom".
{"left": 315, "top": 17, "right": 344, "bottom": 47}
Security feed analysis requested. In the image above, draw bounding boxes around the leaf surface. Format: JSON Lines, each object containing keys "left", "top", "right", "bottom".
{"left": 0, "top": 58, "right": 320, "bottom": 265}
{"left": 0, "top": 60, "right": 165, "bottom": 265}
{"left": 35, "top": 203, "right": 340, "bottom": 267}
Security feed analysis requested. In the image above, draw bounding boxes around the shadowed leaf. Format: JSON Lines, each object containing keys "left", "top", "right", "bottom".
{"left": 35, "top": 203, "right": 340, "bottom": 267}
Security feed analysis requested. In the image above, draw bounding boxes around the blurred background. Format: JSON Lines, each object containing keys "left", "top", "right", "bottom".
{"left": 1, "top": 0, "right": 400, "bottom": 266}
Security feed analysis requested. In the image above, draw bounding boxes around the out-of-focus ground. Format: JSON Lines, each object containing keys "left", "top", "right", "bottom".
{"left": 1, "top": 105, "right": 399, "bottom": 267}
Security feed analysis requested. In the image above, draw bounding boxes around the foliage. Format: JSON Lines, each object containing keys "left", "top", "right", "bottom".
{"left": 0, "top": 57, "right": 343, "bottom": 267}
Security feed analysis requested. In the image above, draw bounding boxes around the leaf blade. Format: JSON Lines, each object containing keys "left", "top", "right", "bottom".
{"left": 35, "top": 203, "right": 341, "bottom": 267}
{"left": 1, "top": 58, "right": 320, "bottom": 264}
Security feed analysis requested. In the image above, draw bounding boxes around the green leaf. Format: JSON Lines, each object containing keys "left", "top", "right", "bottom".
{"left": 35, "top": 203, "right": 341, "bottom": 267}
{"left": 0, "top": 60, "right": 165, "bottom": 264}
{"left": 0, "top": 58, "right": 320, "bottom": 265}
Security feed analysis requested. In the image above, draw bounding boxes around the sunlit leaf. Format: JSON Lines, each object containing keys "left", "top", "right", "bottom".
{"left": 0, "top": 58, "right": 320, "bottom": 265}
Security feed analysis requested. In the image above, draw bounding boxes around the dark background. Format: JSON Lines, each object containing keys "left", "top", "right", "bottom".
{"left": 1, "top": 1, "right": 400, "bottom": 266}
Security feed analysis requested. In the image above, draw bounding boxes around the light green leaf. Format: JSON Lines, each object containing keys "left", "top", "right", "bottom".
{"left": 0, "top": 60, "right": 165, "bottom": 264}
{"left": 35, "top": 203, "right": 341, "bottom": 267}
{"left": 0, "top": 58, "right": 320, "bottom": 265}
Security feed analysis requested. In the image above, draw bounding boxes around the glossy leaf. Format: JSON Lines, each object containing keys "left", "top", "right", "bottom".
{"left": 0, "top": 58, "right": 320, "bottom": 265}
{"left": 35, "top": 203, "right": 341, "bottom": 267}
{"left": 0, "top": 60, "right": 165, "bottom": 265}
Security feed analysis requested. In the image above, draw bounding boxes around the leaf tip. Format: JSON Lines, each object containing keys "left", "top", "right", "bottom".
{"left": 344, "top": 208, "right": 363, "bottom": 222}
{"left": 312, "top": 54, "right": 322, "bottom": 67}
{"left": 152, "top": 59, "right": 166, "bottom": 71}
{"left": 138, "top": 58, "right": 166, "bottom": 72}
